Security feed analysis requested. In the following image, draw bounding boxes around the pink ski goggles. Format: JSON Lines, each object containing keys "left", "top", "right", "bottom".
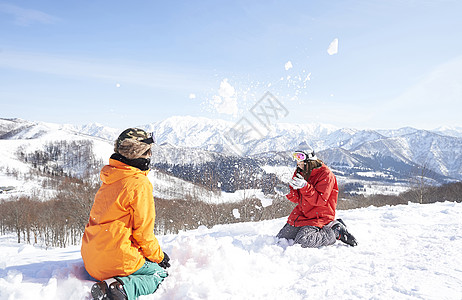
{"left": 292, "top": 151, "right": 317, "bottom": 162}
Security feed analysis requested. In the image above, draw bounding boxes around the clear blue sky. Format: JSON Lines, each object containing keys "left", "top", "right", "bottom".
{"left": 1, "top": 0, "right": 461, "bottom": 130}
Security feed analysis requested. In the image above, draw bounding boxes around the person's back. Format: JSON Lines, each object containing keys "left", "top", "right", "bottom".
{"left": 81, "top": 159, "right": 162, "bottom": 280}
{"left": 81, "top": 128, "right": 170, "bottom": 300}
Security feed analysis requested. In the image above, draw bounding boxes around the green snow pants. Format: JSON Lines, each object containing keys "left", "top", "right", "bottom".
{"left": 116, "top": 261, "right": 168, "bottom": 300}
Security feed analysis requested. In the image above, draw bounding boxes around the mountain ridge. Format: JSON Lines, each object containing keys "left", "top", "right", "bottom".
{"left": 1, "top": 116, "right": 462, "bottom": 190}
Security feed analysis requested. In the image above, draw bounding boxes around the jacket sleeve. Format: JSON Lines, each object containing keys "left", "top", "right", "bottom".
{"left": 130, "top": 180, "right": 164, "bottom": 263}
{"left": 285, "top": 170, "right": 302, "bottom": 204}
{"left": 298, "top": 171, "right": 335, "bottom": 207}
{"left": 286, "top": 186, "right": 301, "bottom": 204}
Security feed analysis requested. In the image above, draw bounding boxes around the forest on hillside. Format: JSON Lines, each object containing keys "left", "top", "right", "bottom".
{"left": 0, "top": 139, "right": 461, "bottom": 247}
{"left": 1, "top": 175, "right": 461, "bottom": 247}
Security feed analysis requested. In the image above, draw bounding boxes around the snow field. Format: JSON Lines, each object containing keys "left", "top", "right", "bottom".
{"left": 0, "top": 202, "right": 461, "bottom": 300}
{"left": 157, "top": 202, "right": 462, "bottom": 299}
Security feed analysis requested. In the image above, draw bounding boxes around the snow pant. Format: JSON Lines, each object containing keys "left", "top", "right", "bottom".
{"left": 277, "top": 222, "right": 337, "bottom": 248}
{"left": 116, "top": 261, "right": 168, "bottom": 300}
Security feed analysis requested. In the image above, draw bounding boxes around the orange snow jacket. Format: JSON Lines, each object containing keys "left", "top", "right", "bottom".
{"left": 286, "top": 163, "right": 339, "bottom": 228}
{"left": 81, "top": 159, "right": 164, "bottom": 281}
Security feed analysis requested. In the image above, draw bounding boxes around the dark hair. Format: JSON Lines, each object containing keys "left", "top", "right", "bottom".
{"left": 297, "top": 159, "right": 322, "bottom": 180}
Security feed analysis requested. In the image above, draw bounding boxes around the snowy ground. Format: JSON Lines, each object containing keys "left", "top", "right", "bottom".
{"left": 1, "top": 202, "right": 461, "bottom": 300}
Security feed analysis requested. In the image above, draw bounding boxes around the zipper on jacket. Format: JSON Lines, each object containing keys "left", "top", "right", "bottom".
{"left": 294, "top": 215, "right": 300, "bottom": 227}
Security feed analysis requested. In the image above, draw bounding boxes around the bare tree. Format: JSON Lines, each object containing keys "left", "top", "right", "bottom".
{"left": 409, "top": 161, "right": 434, "bottom": 204}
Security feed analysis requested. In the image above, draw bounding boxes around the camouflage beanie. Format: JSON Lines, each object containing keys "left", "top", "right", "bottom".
{"left": 114, "top": 128, "right": 154, "bottom": 160}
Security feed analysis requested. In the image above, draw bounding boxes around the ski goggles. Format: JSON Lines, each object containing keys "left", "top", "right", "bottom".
{"left": 140, "top": 132, "right": 155, "bottom": 144}
{"left": 292, "top": 151, "right": 317, "bottom": 162}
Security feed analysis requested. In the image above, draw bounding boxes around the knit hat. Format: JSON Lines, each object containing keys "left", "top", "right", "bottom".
{"left": 114, "top": 128, "right": 154, "bottom": 160}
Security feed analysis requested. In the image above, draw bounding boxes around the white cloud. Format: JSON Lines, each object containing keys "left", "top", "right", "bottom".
{"left": 327, "top": 38, "right": 339, "bottom": 55}
{"left": 0, "top": 3, "right": 59, "bottom": 26}
{"left": 213, "top": 79, "right": 238, "bottom": 116}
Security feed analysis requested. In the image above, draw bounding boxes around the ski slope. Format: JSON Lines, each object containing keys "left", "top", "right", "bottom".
{"left": 1, "top": 202, "right": 461, "bottom": 300}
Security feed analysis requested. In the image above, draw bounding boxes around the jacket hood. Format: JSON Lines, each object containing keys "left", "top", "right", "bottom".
{"left": 100, "top": 159, "right": 149, "bottom": 185}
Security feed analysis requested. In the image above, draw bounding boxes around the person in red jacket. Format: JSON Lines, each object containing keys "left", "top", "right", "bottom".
{"left": 275, "top": 150, "right": 357, "bottom": 247}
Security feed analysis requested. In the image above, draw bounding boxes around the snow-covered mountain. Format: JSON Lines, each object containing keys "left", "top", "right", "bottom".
{"left": 139, "top": 117, "right": 462, "bottom": 181}
{"left": 1, "top": 116, "right": 462, "bottom": 201}
{"left": 144, "top": 117, "right": 462, "bottom": 182}
{"left": 432, "top": 125, "right": 462, "bottom": 138}
{"left": 350, "top": 130, "right": 462, "bottom": 179}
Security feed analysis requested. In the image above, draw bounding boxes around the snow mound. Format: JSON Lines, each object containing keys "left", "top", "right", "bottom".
{"left": 1, "top": 202, "right": 461, "bottom": 299}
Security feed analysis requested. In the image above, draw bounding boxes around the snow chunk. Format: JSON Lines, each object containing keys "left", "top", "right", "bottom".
{"left": 255, "top": 191, "right": 273, "bottom": 207}
{"left": 327, "top": 38, "right": 339, "bottom": 55}
{"left": 212, "top": 79, "right": 238, "bottom": 116}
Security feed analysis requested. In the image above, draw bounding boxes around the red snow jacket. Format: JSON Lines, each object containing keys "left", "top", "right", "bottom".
{"left": 286, "top": 163, "right": 338, "bottom": 228}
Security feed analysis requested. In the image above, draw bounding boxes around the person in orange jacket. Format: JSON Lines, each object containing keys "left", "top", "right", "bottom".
{"left": 81, "top": 128, "right": 170, "bottom": 300}
{"left": 275, "top": 150, "right": 357, "bottom": 248}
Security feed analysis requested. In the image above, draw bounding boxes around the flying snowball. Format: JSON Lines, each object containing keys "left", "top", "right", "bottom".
{"left": 189, "top": 93, "right": 196, "bottom": 99}
{"left": 285, "top": 61, "right": 293, "bottom": 70}
{"left": 327, "top": 38, "right": 339, "bottom": 55}
{"left": 255, "top": 191, "right": 273, "bottom": 207}
{"left": 116, "top": 83, "right": 121, "bottom": 88}
{"left": 213, "top": 79, "right": 238, "bottom": 115}
{"left": 304, "top": 73, "right": 312, "bottom": 82}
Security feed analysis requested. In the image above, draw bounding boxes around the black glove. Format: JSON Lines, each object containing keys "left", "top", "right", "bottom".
{"left": 158, "top": 252, "right": 170, "bottom": 269}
